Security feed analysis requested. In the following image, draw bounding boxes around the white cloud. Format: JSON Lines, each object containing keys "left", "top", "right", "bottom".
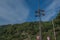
{"left": 0, "top": 0, "right": 30, "bottom": 25}
{"left": 42, "top": 0, "right": 60, "bottom": 21}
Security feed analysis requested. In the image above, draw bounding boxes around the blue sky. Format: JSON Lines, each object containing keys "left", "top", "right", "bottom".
{"left": 0, "top": 0, "right": 60, "bottom": 25}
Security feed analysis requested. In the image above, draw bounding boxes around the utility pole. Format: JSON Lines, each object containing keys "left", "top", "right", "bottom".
{"left": 52, "top": 20, "right": 56, "bottom": 40}
{"left": 35, "top": 0, "right": 45, "bottom": 40}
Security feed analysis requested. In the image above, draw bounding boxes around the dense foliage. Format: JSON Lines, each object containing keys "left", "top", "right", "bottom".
{"left": 0, "top": 13, "right": 60, "bottom": 40}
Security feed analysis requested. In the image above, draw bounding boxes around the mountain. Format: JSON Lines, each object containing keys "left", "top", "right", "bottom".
{"left": 0, "top": 13, "right": 60, "bottom": 40}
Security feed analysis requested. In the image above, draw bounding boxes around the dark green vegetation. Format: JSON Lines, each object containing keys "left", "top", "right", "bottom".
{"left": 0, "top": 13, "right": 60, "bottom": 40}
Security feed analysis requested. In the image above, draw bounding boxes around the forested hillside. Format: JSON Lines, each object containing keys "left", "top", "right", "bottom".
{"left": 0, "top": 13, "right": 60, "bottom": 40}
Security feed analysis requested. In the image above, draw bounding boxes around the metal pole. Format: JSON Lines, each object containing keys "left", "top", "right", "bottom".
{"left": 35, "top": 0, "right": 45, "bottom": 40}
{"left": 38, "top": 0, "right": 42, "bottom": 40}
{"left": 39, "top": 17, "right": 42, "bottom": 40}
{"left": 52, "top": 20, "right": 56, "bottom": 40}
